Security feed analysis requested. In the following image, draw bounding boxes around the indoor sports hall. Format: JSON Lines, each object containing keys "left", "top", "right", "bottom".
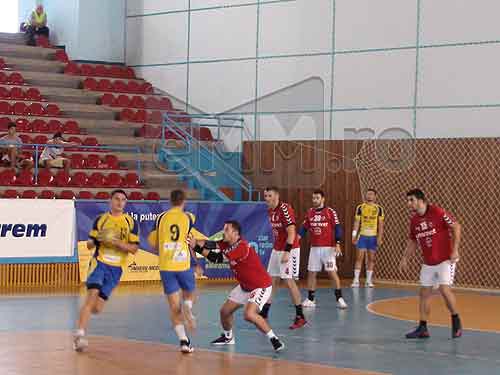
{"left": 0, "top": 1, "right": 499, "bottom": 374}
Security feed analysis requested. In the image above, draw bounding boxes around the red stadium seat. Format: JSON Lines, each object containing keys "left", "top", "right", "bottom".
{"left": 130, "top": 96, "right": 146, "bottom": 109}
{"left": 105, "top": 172, "right": 123, "bottom": 187}
{"left": 70, "top": 153, "right": 85, "bottom": 169}
{"left": 113, "top": 80, "right": 128, "bottom": 93}
{"left": 62, "top": 120, "right": 79, "bottom": 134}
{"left": 0, "top": 87, "right": 10, "bottom": 99}
{"left": 14, "top": 170, "right": 33, "bottom": 186}
{"left": 8, "top": 72, "right": 24, "bottom": 85}
{"left": 199, "top": 127, "right": 214, "bottom": 141}
{"left": 53, "top": 171, "right": 70, "bottom": 187}
{"left": 15, "top": 118, "right": 32, "bottom": 132}
{"left": 70, "top": 171, "right": 88, "bottom": 187}
{"left": 94, "top": 191, "right": 110, "bottom": 200}
{"left": 124, "top": 67, "right": 136, "bottom": 79}
{"left": 141, "top": 82, "right": 154, "bottom": 94}
{"left": 83, "top": 77, "right": 98, "bottom": 90}
{"left": 2, "top": 189, "right": 18, "bottom": 198}
{"left": 109, "top": 66, "right": 124, "bottom": 78}
{"left": 103, "top": 154, "right": 119, "bottom": 169}
{"left": 33, "top": 135, "right": 48, "bottom": 145}
{"left": 55, "top": 50, "right": 69, "bottom": 63}
{"left": 145, "top": 96, "right": 160, "bottom": 110}
{"left": 18, "top": 134, "right": 32, "bottom": 145}
{"left": 95, "top": 65, "right": 110, "bottom": 77}
{"left": 146, "top": 192, "right": 161, "bottom": 200}
{"left": 31, "top": 119, "right": 47, "bottom": 133}
{"left": 134, "top": 109, "right": 147, "bottom": 123}
{"left": 36, "top": 35, "right": 50, "bottom": 48}
{"left": 48, "top": 119, "right": 63, "bottom": 133}
{"left": 77, "top": 191, "right": 93, "bottom": 199}
{"left": 124, "top": 172, "right": 140, "bottom": 187}
{"left": 0, "top": 72, "right": 7, "bottom": 84}
{"left": 88, "top": 172, "right": 106, "bottom": 187}
{"left": 64, "top": 61, "right": 80, "bottom": 75}
{"left": 0, "top": 101, "right": 12, "bottom": 115}
{"left": 113, "top": 94, "right": 130, "bottom": 108}
{"left": 26, "top": 87, "right": 42, "bottom": 101}
{"left": 13, "top": 102, "right": 29, "bottom": 116}
{"left": 128, "top": 191, "right": 144, "bottom": 200}
{"left": 127, "top": 81, "right": 141, "bottom": 94}
{"left": 0, "top": 170, "right": 16, "bottom": 185}
{"left": 0, "top": 117, "right": 10, "bottom": 131}
{"left": 97, "top": 79, "right": 113, "bottom": 92}
{"left": 80, "top": 64, "right": 95, "bottom": 76}
{"left": 10, "top": 87, "right": 25, "bottom": 100}
{"left": 36, "top": 170, "right": 53, "bottom": 186}
{"left": 39, "top": 190, "right": 55, "bottom": 199}
{"left": 21, "top": 190, "right": 37, "bottom": 199}
{"left": 159, "top": 97, "right": 173, "bottom": 110}
{"left": 139, "top": 124, "right": 161, "bottom": 139}
{"left": 82, "top": 137, "right": 98, "bottom": 152}
{"left": 148, "top": 110, "right": 163, "bottom": 124}
{"left": 84, "top": 154, "right": 100, "bottom": 169}
{"left": 101, "top": 93, "right": 115, "bottom": 106}
{"left": 28, "top": 102, "right": 46, "bottom": 116}
{"left": 119, "top": 108, "right": 135, "bottom": 122}
{"left": 58, "top": 190, "right": 76, "bottom": 199}
{"left": 46, "top": 104, "right": 61, "bottom": 117}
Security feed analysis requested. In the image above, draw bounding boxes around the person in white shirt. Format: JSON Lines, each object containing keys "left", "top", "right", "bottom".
{"left": 0, "top": 122, "right": 33, "bottom": 170}
{"left": 39, "top": 132, "right": 77, "bottom": 173}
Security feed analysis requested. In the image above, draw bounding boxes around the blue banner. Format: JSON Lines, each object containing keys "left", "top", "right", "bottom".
{"left": 75, "top": 201, "right": 273, "bottom": 279}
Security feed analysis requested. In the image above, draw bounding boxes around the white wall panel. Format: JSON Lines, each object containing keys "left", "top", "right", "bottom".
{"left": 135, "top": 65, "right": 188, "bottom": 102}
{"left": 127, "top": 0, "right": 188, "bottom": 16}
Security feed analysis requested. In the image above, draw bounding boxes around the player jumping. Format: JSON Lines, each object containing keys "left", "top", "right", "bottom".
{"left": 399, "top": 189, "right": 463, "bottom": 339}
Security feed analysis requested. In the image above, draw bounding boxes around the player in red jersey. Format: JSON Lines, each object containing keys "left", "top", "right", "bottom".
{"left": 399, "top": 189, "right": 463, "bottom": 339}
{"left": 261, "top": 187, "right": 306, "bottom": 330}
{"left": 298, "top": 190, "right": 348, "bottom": 309}
{"left": 189, "top": 220, "right": 285, "bottom": 352}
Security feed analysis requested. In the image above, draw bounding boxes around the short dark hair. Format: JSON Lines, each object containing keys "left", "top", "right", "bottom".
{"left": 170, "top": 189, "right": 186, "bottom": 206}
{"left": 406, "top": 188, "right": 426, "bottom": 201}
{"left": 224, "top": 220, "right": 241, "bottom": 235}
{"left": 111, "top": 189, "right": 128, "bottom": 199}
{"left": 367, "top": 188, "right": 377, "bottom": 195}
{"left": 53, "top": 132, "right": 64, "bottom": 140}
{"left": 313, "top": 189, "right": 325, "bottom": 197}
{"left": 7, "top": 122, "right": 16, "bottom": 130}
{"left": 264, "top": 186, "right": 279, "bottom": 194}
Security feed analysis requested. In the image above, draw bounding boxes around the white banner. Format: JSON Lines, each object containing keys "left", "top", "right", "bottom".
{"left": 0, "top": 199, "right": 75, "bottom": 258}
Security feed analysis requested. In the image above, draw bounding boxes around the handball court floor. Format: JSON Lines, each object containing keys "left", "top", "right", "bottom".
{"left": 0, "top": 281, "right": 499, "bottom": 375}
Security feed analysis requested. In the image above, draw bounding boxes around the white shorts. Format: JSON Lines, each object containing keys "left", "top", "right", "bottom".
{"left": 308, "top": 246, "right": 337, "bottom": 272}
{"left": 420, "top": 260, "right": 456, "bottom": 287}
{"left": 267, "top": 248, "right": 300, "bottom": 280}
{"left": 228, "top": 285, "right": 272, "bottom": 310}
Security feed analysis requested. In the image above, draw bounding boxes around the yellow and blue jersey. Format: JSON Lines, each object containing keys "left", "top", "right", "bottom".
{"left": 355, "top": 203, "right": 384, "bottom": 237}
{"left": 148, "top": 207, "right": 195, "bottom": 272}
{"left": 89, "top": 212, "right": 140, "bottom": 267}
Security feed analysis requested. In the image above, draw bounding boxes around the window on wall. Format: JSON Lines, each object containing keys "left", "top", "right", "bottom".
{"left": 0, "top": 0, "right": 19, "bottom": 33}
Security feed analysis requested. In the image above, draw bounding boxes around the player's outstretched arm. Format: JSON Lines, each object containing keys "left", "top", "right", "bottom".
{"left": 399, "top": 239, "right": 417, "bottom": 273}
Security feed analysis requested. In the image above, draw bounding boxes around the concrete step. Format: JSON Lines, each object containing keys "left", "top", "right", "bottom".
{"left": 0, "top": 32, "right": 27, "bottom": 45}
{"left": 18, "top": 70, "right": 82, "bottom": 89}
{"left": 0, "top": 42, "right": 55, "bottom": 60}
{"left": 0, "top": 83, "right": 100, "bottom": 105}
{"left": 0, "top": 55, "right": 65, "bottom": 73}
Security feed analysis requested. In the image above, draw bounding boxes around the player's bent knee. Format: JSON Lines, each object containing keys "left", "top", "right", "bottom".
{"left": 243, "top": 310, "right": 257, "bottom": 323}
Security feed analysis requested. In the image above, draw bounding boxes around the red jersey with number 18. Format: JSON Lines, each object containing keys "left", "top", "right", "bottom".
{"left": 302, "top": 207, "right": 340, "bottom": 247}
{"left": 268, "top": 201, "right": 300, "bottom": 251}
{"left": 409, "top": 204, "right": 456, "bottom": 266}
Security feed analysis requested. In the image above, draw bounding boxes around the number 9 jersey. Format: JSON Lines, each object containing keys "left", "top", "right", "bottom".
{"left": 148, "top": 206, "right": 195, "bottom": 271}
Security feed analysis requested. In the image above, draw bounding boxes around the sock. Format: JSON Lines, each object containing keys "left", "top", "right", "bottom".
{"left": 174, "top": 324, "right": 188, "bottom": 341}
{"left": 452, "top": 314, "right": 460, "bottom": 325}
{"left": 295, "top": 304, "right": 304, "bottom": 318}
{"left": 334, "top": 289, "right": 342, "bottom": 301}
{"left": 224, "top": 329, "right": 233, "bottom": 339}
{"left": 184, "top": 300, "right": 193, "bottom": 310}
{"left": 366, "top": 270, "right": 373, "bottom": 283}
{"left": 260, "top": 303, "right": 271, "bottom": 319}
{"left": 308, "top": 290, "right": 315, "bottom": 302}
{"left": 419, "top": 320, "right": 427, "bottom": 328}
{"left": 75, "top": 329, "right": 85, "bottom": 337}
{"left": 354, "top": 269, "right": 360, "bottom": 282}
{"left": 266, "top": 330, "right": 277, "bottom": 339}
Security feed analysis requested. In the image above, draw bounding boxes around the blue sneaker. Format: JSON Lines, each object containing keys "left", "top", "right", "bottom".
{"left": 405, "top": 326, "right": 430, "bottom": 339}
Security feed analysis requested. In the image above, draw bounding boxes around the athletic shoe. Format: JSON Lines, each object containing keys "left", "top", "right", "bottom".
{"left": 211, "top": 334, "right": 235, "bottom": 345}
{"left": 270, "top": 337, "right": 285, "bottom": 352}
{"left": 302, "top": 299, "right": 316, "bottom": 308}
{"left": 336, "top": 297, "right": 348, "bottom": 309}
{"left": 73, "top": 332, "right": 88, "bottom": 352}
{"left": 405, "top": 326, "right": 430, "bottom": 339}
{"left": 183, "top": 303, "right": 197, "bottom": 331}
{"left": 351, "top": 281, "right": 360, "bottom": 287}
{"left": 289, "top": 316, "right": 307, "bottom": 330}
{"left": 180, "top": 339, "right": 194, "bottom": 353}
{"left": 365, "top": 281, "right": 375, "bottom": 288}
{"left": 452, "top": 316, "right": 462, "bottom": 338}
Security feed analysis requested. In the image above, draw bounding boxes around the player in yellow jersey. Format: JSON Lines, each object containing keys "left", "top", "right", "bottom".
{"left": 73, "top": 189, "right": 140, "bottom": 351}
{"left": 147, "top": 189, "right": 197, "bottom": 354}
{"left": 351, "top": 189, "right": 385, "bottom": 288}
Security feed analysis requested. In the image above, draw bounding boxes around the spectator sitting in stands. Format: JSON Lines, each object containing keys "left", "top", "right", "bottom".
{"left": 39, "top": 132, "right": 77, "bottom": 173}
{"left": 23, "top": 4, "right": 49, "bottom": 46}
{"left": 0, "top": 123, "right": 34, "bottom": 170}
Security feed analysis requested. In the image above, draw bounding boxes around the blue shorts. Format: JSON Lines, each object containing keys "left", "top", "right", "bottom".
{"left": 356, "top": 235, "right": 378, "bottom": 251}
{"left": 86, "top": 259, "right": 123, "bottom": 300}
{"left": 160, "top": 269, "right": 196, "bottom": 295}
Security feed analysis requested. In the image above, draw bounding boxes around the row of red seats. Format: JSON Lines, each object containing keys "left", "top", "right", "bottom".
{"left": 0, "top": 134, "right": 100, "bottom": 151}
{"left": 83, "top": 78, "right": 153, "bottom": 94}
{"left": 69, "top": 154, "right": 121, "bottom": 169}
{"left": 101, "top": 93, "right": 172, "bottom": 110}
{"left": 66, "top": 62, "right": 136, "bottom": 79}
{"left": 137, "top": 124, "right": 214, "bottom": 141}
{"left": 55, "top": 50, "right": 69, "bottom": 63}
{"left": 0, "top": 169, "right": 140, "bottom": 188}
{"left": 0, "top": 58, "right": 5, "bottom": 70}
{"left": 0, "top": 101, "right": 60, "bottom": 117}
{"left": 0, "top": 86, "right": 43, "bottom": 101}
{"left": 0, "top": 71, "right": 25, "bottom": 85}
{"left": 0, "top": 117, "right": 80, "bottom": 134}
{"left": 2, "top": 190, "right": 160, "bottom": 200}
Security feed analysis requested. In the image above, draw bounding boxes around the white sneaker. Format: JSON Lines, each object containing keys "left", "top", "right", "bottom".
{"left": 365, "top": 281, "right": 375, "bottom": 288}
{"left": 336, "top": 297, "right": 348, "bottom": 309}
{"left": 302, "top": 299, "right": 316, "bottom": 308}
{"left": 180, "top": 339, "right": 194, "bottom": 353}
{"left": 183, "top": 304, "right": 197, "bottom": 331}
{"left": 351, "top": 281, "right": 360, "bottom": 287}
{"left": 73, "top": 332, "right": 88, "bottom": 352}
